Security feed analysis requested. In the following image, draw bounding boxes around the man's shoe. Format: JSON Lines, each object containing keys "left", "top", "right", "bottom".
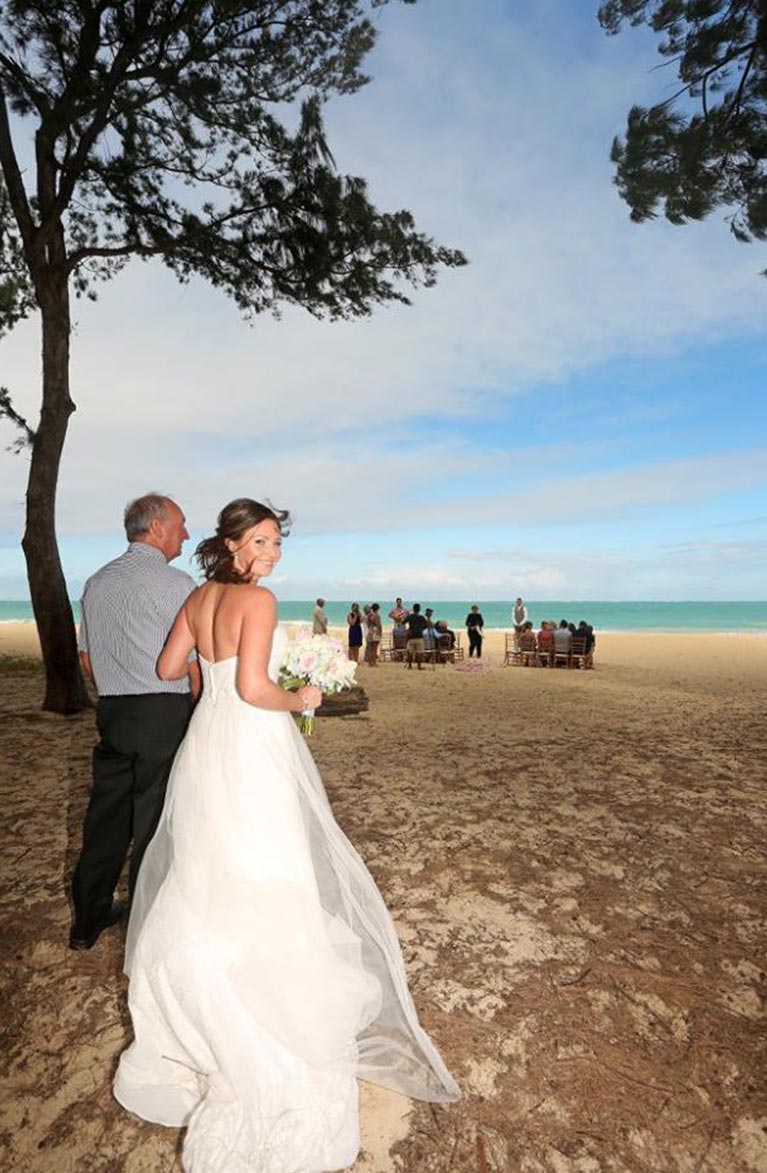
{"left": 69, "top": 900, "right": 127, "bottom": 951}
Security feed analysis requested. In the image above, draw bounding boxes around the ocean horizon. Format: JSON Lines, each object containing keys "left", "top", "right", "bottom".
{"left": 1, "top": 599, "right": 765, "bottom": 634}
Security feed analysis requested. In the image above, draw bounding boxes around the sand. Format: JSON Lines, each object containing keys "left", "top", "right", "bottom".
{"left": 1, "top": 625, "right": 765, "bottom": 1172}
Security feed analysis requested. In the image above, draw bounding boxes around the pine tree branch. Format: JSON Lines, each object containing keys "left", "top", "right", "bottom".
{"left": 0, "top": 90, "right": 37, "bottom": 252}
{"left": 0, "top": 386, "right": 35, "bottom": 451}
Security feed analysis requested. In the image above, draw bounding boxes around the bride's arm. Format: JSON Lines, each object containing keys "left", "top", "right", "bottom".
{"left": 158, "top": 594, "right": 198, "bottom": 681}
{"left": 237, "top": 589, "right": 321, "bottom": 712}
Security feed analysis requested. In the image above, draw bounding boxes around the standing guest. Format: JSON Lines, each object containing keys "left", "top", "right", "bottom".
{"left": 388, "top": 597, "right": 409, "bottom": 658}
{"left": 466, "top": 604, "right": 485, "bottom": 658}
{"left": 388, "top": 599, "right": 409, "bottom": 660}
{"left": 512, "top": 597, "right": 528, "bottom": 633}
{"left": 311, "top": 597, "right": 328, "bottom": 635}
{"left": 362, "top": 604, "right": 373, "bottom": 662}
{"left": 366, "top": 603, "right": 383, "bottom": 667}
{"left": 347, "top": 602, "right": 363, "bottom": 662}
{"left": 70, "top": 493, "right": 198, "bottom": 951}
{"left": 388, "top": 597, "right": 409, "bottom": 627}
{"left": 405, "top": 603, "right": 429, "bottom": 670}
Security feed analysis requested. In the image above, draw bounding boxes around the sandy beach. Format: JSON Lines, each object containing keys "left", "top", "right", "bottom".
{"left": 1, "top": 625, "right": 765, "bottom": 1171}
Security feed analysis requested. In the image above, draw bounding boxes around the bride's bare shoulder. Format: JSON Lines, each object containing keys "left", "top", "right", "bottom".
{"left": 223, "top": 584, "right": 277, "bottom": 616}
{"left": 244, "top": 585, "right": 277, "bottom": 610}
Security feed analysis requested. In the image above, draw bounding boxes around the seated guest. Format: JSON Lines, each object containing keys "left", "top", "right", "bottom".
{"left": 537, "top": 621, "right": 554, "bottom": 652}
{"left": 435, "top": 620, "right": 456, "bottom": 649}
{"left": 577, "top": 620, "right": 594, "bottom": 650}
{"left": 578, "top": 620, "right": 596, "bottom": 666}
{"left": 553, "top": 620, "right": 572, "bottom": 658}
{"left": 517, "top": 619, "right": 537, "bottom": 665}
{"left": 423, "top": 610, "right": 438, "bottom": 651}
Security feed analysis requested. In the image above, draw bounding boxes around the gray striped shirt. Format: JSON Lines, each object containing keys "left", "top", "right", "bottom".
{"left": 78, "top": 543, "right": 197, "bottom": 696}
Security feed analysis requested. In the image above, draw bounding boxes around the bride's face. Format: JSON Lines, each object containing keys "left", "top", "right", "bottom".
{"left": 228, "top": 518, "right": 283, "bottom": 581}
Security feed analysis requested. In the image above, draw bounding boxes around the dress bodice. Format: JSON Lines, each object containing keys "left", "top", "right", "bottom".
{"left": 198, "top": 623, "right": 287, "bottom": 700}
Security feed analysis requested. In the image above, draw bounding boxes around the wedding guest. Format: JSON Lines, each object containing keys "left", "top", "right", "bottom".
{"left": 577, "top": 619, "right": 595, "bottom": 651}
{"left": 362, "top": 604, "right": 373, "bottom": 662}
{"left": 465, "top": 604, "right": 484, "bottom": 658}
{"left": 536, "top": 620, "right": 554, "bottom": 666}
{"left": 436, "top": 620, "right": 456, "bottom": 649}
{"left": 405, "top": 603, "right": 429, "bottom": 670}
{"left": 388, "top": 597, "right": 409, "bottom": 627}
{"left": 312, "top": 597, "right": 328, "bottom": 635}
{"left": 422, "top": 608, "right": 437, "bottom": 652}
{"left": 554, "top": 619, "right": 572, "bottom": 663}
{"left": 578, "top": 620, "right": 596, "bottom": 666}
{"left": 366, "top": 603, "right": 383, "bottom": 666}
{"left": 512, "top": 597, "right": 528, "bottom": 633}
{"left": 70, "top": 493, "right": 198, "bottom": 951}
{"left": 517, "top": 620, "right": 537, "bottom": 666}
{"left": 347, "top": 603, "right": 363, "bottom": 662}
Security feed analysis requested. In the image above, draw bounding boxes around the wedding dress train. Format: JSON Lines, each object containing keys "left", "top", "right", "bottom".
{"left": 114, "top": 627, "right": 458, "bottom": 1171}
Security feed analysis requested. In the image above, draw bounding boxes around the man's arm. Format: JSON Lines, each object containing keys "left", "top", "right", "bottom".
{"left": 79, "top": 651, "right": 94, "bottom": 686}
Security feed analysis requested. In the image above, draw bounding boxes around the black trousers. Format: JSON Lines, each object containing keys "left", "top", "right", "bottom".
{"left": 468, "top": 628, "right": 483, "bottom": 657}
{"left": 71, "top": 693, "right": 191, "bottom": 937}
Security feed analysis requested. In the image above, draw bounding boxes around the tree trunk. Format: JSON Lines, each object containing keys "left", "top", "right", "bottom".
{"left": 21, "top": 271, "right": 89, "bottom": 714}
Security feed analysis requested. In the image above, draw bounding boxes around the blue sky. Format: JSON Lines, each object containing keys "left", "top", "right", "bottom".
{"left": 2, "top": 0, "right": 766, "bottom": 601}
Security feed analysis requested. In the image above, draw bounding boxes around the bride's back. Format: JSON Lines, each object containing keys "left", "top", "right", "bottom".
{"left": 189, "top": 581, "right": 261, "bottom": 663}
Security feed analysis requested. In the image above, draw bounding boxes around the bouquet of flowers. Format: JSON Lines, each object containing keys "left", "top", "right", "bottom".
{"left": 279, "top": 629, "right": 357, "bottom": 735}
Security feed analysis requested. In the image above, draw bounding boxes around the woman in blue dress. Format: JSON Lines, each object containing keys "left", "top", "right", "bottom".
{"left": 347, "top": 602, "right": 363, "bottom": 662}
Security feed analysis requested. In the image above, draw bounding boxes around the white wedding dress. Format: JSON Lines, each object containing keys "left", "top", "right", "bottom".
{"left": 114, "top": 626, "right": 459, "bottom": 1171}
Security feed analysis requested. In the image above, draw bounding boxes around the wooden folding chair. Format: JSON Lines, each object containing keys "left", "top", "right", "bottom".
{"left": 504, "top": 632, "right": 522, "bottom": 666}
{"left": 390, "top": 630, "right": 407, "bottom": 663}
{"left": 569, "top": 637, "right": 588, "bottom": 669}
{"left": 437, "top": 634, "right": 456, "bottom": 664}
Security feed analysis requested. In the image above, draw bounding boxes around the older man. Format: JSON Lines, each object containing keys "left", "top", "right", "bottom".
{"left": 69, "top": 493, "right": 199, "bottom": 950}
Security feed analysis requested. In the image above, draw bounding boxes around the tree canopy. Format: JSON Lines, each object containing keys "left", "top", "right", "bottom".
{"left": 0, "top": 1, "right": 463, "bottom": 326}
{"left": 0, "top": 1, "right": 465, "bottom": 712}
{"left": 599, "top": 0, "right": 767, "bottom": 246}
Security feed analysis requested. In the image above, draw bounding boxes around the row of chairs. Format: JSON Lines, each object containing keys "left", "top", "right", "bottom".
{"left": 504, "top": 634, "right": 593, "bottom": 669}
{"left": 380, "top": 631, "right": 465, "bottom": 666}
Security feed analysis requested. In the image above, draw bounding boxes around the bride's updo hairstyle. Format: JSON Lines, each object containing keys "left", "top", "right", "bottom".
{"left": 195, "top": 498, "right": 291, "bottom": 584}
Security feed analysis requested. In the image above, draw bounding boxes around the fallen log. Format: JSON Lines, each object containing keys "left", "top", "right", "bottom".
{"left": 316, "top": 686, "right": 369, "bottom": 718}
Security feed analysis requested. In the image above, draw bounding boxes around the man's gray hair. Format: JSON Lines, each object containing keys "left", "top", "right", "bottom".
{"left": 124, "top": 493, "right": 174, "bottom": 541}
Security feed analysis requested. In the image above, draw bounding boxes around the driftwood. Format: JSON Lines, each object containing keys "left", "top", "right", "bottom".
{"left": 316, "top": 686, "right": 369, "bottom": 718}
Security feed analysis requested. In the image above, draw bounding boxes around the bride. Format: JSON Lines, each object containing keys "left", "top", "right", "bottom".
{"left": 113, "top": 498, "right": 459, "bottom": 1172}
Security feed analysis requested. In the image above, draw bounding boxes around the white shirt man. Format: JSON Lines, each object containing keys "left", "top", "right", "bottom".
{"left": 312, "top": 598, "right": 328, "bottom": 635}
{"left": 512, "top": 597, "right": 528, "bottom": 631}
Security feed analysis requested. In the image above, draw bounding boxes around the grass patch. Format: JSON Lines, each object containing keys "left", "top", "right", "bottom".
{"left": 0, "top": 655, "right": 44, "bottom": 676}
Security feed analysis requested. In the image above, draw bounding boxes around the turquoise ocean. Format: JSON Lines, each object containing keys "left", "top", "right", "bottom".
{"left": 1, "top": 599, "right": 765, "bottom": 633}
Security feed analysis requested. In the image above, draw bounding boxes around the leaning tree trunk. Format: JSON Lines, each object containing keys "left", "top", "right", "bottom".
{"left": 21, "top": 270, "right": 89, "bottom": 714}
